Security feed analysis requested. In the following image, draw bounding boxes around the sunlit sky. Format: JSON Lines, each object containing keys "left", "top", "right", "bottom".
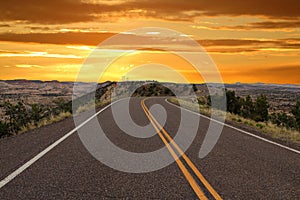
{"left": 0, "top": 0, "right": 300, "bottom": 84}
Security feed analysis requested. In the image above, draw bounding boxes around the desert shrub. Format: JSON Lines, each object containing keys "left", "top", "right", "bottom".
{"left": 292, "top": 100, "right": 300, "bottom": 130}
{"left": 256, "top": 123, "right": 264, "bottom": 129}
{"left": 0, "top": 121, "right": 9, "bottom": 138}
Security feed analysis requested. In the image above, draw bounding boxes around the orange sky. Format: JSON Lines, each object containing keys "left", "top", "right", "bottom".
{"left": 0, "top": 0, "right": 300, "bottom": 84}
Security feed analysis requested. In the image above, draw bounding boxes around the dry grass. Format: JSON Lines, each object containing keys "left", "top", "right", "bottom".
{"left": 226, "top": 112, "right": 300, "bottom": 142}
{"left": 168, "top": 97, "right": 300, "bottom": 144}
{"left": 19, "top": 112, "right": 71, "bottom": 134}
{"left": 168, "top": 98, "right": 211, "bottom": 116}
{"left": 74, "top": 102, "right": 95, "bottom": 115}
{"left": 74, "top": 99, "right": 112, "bottom": 116}
{"left": 19, "top": 99, "right": 112, "bottom": 134}
{"left": 17, "top": 86, "right": 114, "bottom": 135}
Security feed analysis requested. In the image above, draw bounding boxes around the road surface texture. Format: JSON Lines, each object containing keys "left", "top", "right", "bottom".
{"left": 0, "top": 97, "right": 299, "bottom": 199}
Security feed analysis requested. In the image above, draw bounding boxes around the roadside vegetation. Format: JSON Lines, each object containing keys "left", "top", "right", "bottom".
{"left": 169, "top": 89, "right": 300, "bottom": 144}
{"left": 0, "top": 81, "right": 171, "bottom": 138}
{"left": 0, "top": 82, "right": 115, "bottom": 138}
{"left": 0, "top": 98, "right": 72, "bottom": 138}
{"left": 1, "top": 80, "right": 299, "bottom": 145}
{"left": 132, "top": 82, "right": 175, "bottom": 97}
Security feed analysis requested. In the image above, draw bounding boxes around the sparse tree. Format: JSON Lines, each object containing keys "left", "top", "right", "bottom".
{"left": 291, "top": 100, "right": 300, "bottom": 130}
{"left": 241, "top": 95, "right": 254, "bottom": 119}
{"left": 192, "top": 84, "right": 198, "bottom": 93}
{"left": 30, "top": 104, "right": 45, "bottom": 125}
{"left": 226, "top": 90, "right": 241, "bottom": 114}
{"left": 254, "top": 94, "right": 269, "bottom": 122}
{"left": 1, "top": 101, "right": 29, "bottom": 133}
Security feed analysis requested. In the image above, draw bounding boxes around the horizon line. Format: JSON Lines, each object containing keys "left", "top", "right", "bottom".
{"left": 1, "top": 79, "right": 300, "bottom": 86}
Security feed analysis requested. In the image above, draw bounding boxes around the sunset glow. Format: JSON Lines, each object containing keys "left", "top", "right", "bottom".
{"left": 0, "top": 1, "right": 299, "bottom": 83}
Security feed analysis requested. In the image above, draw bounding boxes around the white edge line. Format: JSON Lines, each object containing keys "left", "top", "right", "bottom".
{"left": 165, "top": 98, "right": 300, "bottom": 154}
{"left": 0, "top": 100, "right": 120, "bottom": 189}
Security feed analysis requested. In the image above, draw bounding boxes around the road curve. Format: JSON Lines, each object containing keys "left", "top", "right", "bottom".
{"left": 0, "top": 97, "right": 299, "bottom": 199}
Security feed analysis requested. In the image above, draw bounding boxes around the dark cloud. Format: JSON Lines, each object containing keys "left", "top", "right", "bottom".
{"left": 0, "top": 0, "right": 299, "bottom": 24}
{"left": 248, "top": 21, "right": 300, "bottom": 29}
{"left": 205, "top": 20, "right": 300, "bottom": 30}
{"left": 0, "top": 32, "right": 299, "bottom": 55}
{"left": 0, "top": 32, "right": 115, "bottom": 46}
{"left": 0, "top": 0, "right": 124, "bottom": 24}
{"left": 0, "top": 31, "right": 197, "bottom": 50}
{"left": 25, "top": 26, "right": 52, "bottom": 31}
{"left": 198, "top": 39, "right": 279, "bottom": 46}
{"left": 132, "top": 0, "right": 300, "bottom": 19}
{"left": 206, "top": 48, "right": 258, "bottom": 54}
{"left": 198, "top": 39, "right": 300, "bottom": 50}
{"left": 0, "top": 32, "right": 171, "bottom": 49}
{"left": 0, "top": 24, "right": 10, "bottom": 28}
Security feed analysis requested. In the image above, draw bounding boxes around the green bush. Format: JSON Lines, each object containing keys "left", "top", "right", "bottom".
{"left": 256, "top": 123, "right": 264, "bottom": 129}
{"left": 0, "top": 99, "right": 73, "bottom": 137}
{"left": 0, "top": 121, "right": 9, "bottom": 138}
{"left": 292, "top": 100, "right": 300, "bottom": 130}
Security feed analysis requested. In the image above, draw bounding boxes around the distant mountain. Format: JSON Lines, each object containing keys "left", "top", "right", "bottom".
{"left": 0, "top": 79, "right": 299, "bottom": 88}
{"left": 225, "top": 83, "right": 300, "bottom": 89}
{"left": 0, "top": 79, "right": 112, "bottom": 86}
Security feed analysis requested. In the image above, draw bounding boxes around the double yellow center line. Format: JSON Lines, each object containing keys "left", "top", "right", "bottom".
{"left": 141, "top": 98, "right": 222, "bottom": 200}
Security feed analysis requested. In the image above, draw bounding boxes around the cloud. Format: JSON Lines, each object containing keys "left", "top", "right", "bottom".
{"left": 0, "top": 31, "right": 198, "bottom": 48}
{"left": 0, "top": 0, "right": 126, "bottom": 24}
{"left": 16, "top": 64, "right": 43, "bottom": 69}
{"left": 0, "top": 50, "right": 83, "bottom": 59}
{"left": 1, "top": 32, "right": 299, "bottom": 55}
{"left": 0, "top": 32, "right": 115, "bottom": 46}
{"left": 193, "top": 20, "right": 300, "bottom": 31}
{"left": 0, "top": 32, "right": 296, "bottom": 46}
{"left": 0, "top": 24, "right": 10, "bottom": 28}
{"left": 0, "top": 0, "right": 299, "bottom": 24}
{"left": 198, "top": 39, "right": 278, "bottom": 47}
{"left": 25, "top": 26, "right": 52, "bottom": 31}
{"left": 117, "top": 0, "right": 300, "bottom": 20}
{"left": 197, "top": 39, "right": 300, "bottom": 54}
{"left": 202, "top": 39, "right": 300, "bottom": 54}
{"left": 248, "top": 21, "right": 300, "bottom": 29}
{"left": 199, "top": 39, "right": 300, "bottom": 50}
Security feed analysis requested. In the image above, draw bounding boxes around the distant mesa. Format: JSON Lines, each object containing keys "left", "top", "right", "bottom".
{"left": 0, "top": 79, "right": 299, "bottom": 88}
{"left": 0, "top": 79, "right": 75, "bottom": 85}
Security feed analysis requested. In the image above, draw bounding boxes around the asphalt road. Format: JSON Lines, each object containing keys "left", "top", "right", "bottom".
{"left": 0, "top": 97, "right": 299, "bottom": 199}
